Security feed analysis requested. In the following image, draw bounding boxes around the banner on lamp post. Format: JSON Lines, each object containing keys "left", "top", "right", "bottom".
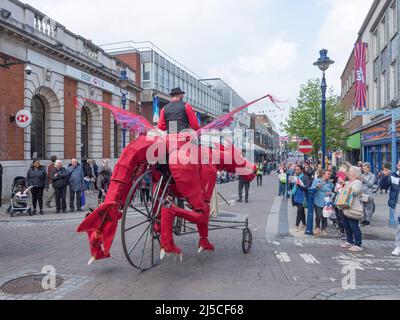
{"left": 153, "top": 95, "right": 160, "bottom": 123}
{"left": 354, "top": 42, "right": 367, "bottom": 110}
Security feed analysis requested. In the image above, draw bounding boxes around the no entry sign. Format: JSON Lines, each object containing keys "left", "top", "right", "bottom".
{"left": 298, "top": 139, "right": 313, "bottom": 154}
{"left": 15, "top": 109, "right": 32, "bottom": 128}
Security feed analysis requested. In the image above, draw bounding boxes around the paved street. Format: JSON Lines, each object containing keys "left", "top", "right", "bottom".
{"left": 0, "top": 173, "right": 400, "bottom": 300}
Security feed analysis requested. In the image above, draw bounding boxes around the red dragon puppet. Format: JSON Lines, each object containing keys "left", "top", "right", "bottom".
{"left": 76, "top": 94, "right": 284, "bottom": 265}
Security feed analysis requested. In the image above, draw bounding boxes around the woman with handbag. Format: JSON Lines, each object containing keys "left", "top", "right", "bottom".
{"left": 340, "top": 166, "right": 364, "bottom": 253}
{"left": 292, "top": 165, "right": 311, "bottom": 232}
{"left": 311, "top": 170, "right": 334, "bottom": 236}
{"left": 277, "top": 164, "right": 287, "bottom": 197}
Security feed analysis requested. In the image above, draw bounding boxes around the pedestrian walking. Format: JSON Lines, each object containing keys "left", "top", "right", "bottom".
{"left": 361, "top": 163, "right": 376, "bottom": 227}
{"left": 67, "top": 159, "right": 84, "bottom": 212}
{"left": 97, "top": 160, "right": 112, "bottom": 206}
{"left": 311, "top": 169, "right": 333, "bottom": 236}
{"left": 51, "top": 160, "right": 69, "bottom": 214}
{"left": 45, "top": 155, "right": 57, "bottom": 208}
{"left": 340, "top": 166, "right": 364, "bottom": 253}
{"left": 256, "top": 163, "right": 263, "bottom": 187}
{"left": 237, "top": 175, "right": 251, "bottom": 203}
{"left": 26, "top": 159, "right": 48, "bottom": 215}
{"left": 277, "top": 164, "right": 287, "bottom": 197}
{"left": 292, "top": 165, "right": 311, "bottom": 231}
{"left": 380, "top": 162, "right": 400, "bottom": 257}
{"left": 286, "top": 163, "right": 295, "bottom": 199}
{"left": 0, "top": 162, "right": 3, "bottom": 207}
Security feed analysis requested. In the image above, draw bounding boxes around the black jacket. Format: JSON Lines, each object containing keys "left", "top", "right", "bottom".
{"left": 27, "top": 166, "right": 48, "bottom": 188}
{"left": 82, "top": 161, "right": 93, "bottom": 178}
{"left": 380, "top": 171, "right": 400, "bottom": 210}
{"left": 51, "top": 167, "right": 69, "bottom": 189}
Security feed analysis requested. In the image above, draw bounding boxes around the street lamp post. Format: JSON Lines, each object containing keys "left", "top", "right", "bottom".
{"left": 314, "top": 49, "right": 335, "bottom": 169}
{"left": 120, "top": 69, "right": 129, "bottom": 149}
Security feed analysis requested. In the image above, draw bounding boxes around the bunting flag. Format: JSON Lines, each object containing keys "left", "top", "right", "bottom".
{"left": 198, "top": 94, "right": 287, "bottom": 134}
{"left": 75, "top": 97, "right": 153, "bottom": 135}
{"left": 354, "top": 42, "right": 368, "bottom": 110}
{"left": 153, "top": 95, "right": 160, "bottom": 123}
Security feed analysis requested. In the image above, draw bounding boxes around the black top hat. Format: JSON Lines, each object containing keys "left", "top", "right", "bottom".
{"left": 170, "top": 87, "right": 185, "bottom": 96}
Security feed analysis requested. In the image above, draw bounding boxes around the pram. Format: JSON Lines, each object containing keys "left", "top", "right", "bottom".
{"left": 5, "top": 177, "right": 33, "bottom": 217}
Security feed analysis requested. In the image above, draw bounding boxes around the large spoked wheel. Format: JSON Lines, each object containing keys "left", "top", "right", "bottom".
{"left": 121, "top": 171, "right": 172, "bottom": 271}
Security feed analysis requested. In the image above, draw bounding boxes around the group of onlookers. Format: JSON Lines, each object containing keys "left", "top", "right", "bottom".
{"left": 276, "top": 159, "right": 400, "bottom": 256}
{"left": 23, "top": 156, "right": 112, "bottom": 215}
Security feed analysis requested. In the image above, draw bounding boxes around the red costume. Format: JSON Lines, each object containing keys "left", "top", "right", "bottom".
{"left": 76, "top": 91, "right": 282, "bottom": 264}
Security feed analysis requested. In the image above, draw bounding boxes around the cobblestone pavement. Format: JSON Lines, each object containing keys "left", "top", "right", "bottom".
{"left": 0, "top": 174, "right": 399, "bottom": 300}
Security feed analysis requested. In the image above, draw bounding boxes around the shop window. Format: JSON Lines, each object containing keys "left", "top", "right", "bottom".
{"left": 30, "top": 96, "right": 46, "bottom": 159}
{"left": 81, "top": 108, "right": 89, "bottom": 159}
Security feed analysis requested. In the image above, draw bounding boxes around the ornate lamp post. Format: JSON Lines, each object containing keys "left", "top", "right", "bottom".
{"left": 313, "top": 49, "right": 334, "bottom": 169}
{"left": 120, "top": 69, "right": 129, "bottom": 148}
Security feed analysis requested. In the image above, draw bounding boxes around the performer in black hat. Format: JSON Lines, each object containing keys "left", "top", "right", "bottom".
{"left": 158, "top": 87, "right": 200, "bottom": 133}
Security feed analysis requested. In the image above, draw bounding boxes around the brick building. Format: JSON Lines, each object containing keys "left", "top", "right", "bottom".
{"left": 341, "top": 46, "right": 363, "bottom": 164}
{"left": 0, "top": 0, "right": 141, "bottom": 196}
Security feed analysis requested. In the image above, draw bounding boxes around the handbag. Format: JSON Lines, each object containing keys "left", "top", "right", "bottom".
{"left": 335, "top": 184, "right": 354, "bottom": 209}
{"left": 344, "top": 207, "right": 363, "bottom": 220}
{"left": 279, "top": 173, "right": 287, "bottom": 184}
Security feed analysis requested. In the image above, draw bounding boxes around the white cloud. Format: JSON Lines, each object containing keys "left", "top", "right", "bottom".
{"left": 238, "top": 40, "right": 298, "bottom": 75}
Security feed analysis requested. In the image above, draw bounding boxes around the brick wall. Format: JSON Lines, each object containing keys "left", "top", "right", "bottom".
{"left": 102, "top": 92, "right": 111, "bottom": 158}
{"left": 341, "top": 52, "right": 363, "bottom": 132}
{"left": 0, "top": 63, "right": 24, "bottom": 161}
{"left": 116, "top": 52, "right": 141, "bottom": 84}
{"left": 64, "top": 77, "right": 77, "bottom": 159}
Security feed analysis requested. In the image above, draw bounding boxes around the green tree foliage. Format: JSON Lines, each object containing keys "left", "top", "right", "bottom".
{"left": 283, "top": 78, "right": 348, "bottom": 156}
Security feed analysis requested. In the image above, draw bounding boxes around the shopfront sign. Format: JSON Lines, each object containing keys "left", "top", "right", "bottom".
{"left": 15, "top": 109, "right": 32, "bottom": 128}
{"left": 362, "top": 120, "right": 400, "bottom": 144}
{"left": 66, "top": 65, "right": 115, "bottom": 92}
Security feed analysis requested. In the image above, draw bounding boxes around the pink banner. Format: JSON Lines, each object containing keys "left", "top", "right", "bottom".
{"left": 354, "top": 42, "right": 367, "bottom": 110}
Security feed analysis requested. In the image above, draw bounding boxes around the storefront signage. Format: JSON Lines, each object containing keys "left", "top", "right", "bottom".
{"left": 66, "top": 66, "right": 115, "bottom": 92}
{"left": 15, "top": 109, "right": 32, "bottom": 128}
{"left": 362, "top": 120, "right": 400, "bottom": 143}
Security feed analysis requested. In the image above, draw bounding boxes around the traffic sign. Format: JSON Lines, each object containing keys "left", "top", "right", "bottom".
{"left": 15, "top": 109, "right": 32, "bottom": 128}
{"left": 298, "top": 139, "right": 313, "bottom": 154}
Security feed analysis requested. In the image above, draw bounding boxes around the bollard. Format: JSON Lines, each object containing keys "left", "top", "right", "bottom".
{"left": 305, "top": 189, "right": 316, "bottom": 236}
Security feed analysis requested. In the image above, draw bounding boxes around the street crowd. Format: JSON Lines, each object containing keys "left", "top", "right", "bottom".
{"left": 0, "top": 157, "right": 112, "bottom": 215}
{"left": 275, "top": 160, "right": 400, "bottom": 256}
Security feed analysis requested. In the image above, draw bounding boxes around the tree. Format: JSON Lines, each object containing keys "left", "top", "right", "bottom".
{"left": 283, "top": 78, "right": 348, "bottom": 158}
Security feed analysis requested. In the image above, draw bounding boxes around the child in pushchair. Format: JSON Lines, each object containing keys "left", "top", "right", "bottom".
{"left": 6, "top": 177, "right": 33, "bottom": 217}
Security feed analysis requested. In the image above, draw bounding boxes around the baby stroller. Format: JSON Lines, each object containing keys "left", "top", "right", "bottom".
{"left": 5, "top": 177, "right": 33, "bottom": 217}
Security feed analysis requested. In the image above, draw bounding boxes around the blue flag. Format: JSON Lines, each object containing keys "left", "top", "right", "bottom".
{"left": 153, "top": 95, "right": 160, "bottom": 123}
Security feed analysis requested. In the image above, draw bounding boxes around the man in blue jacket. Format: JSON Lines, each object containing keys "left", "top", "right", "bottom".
{"left": 381, "top": 161, "right": 400, "bottom": 256}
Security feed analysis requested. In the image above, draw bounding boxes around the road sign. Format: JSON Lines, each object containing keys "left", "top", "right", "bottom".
{"left": 298, "top": 139, "right": 313, "bottom": 154}
{"left": 15, "top": 109, "right": 32, "bottom": 128}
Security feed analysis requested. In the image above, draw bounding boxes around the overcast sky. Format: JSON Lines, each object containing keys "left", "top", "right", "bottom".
{"left": 26, "top": 0, "right": 374, "bottom": 134}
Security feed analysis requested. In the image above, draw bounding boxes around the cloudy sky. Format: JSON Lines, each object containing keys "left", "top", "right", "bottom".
{"left": 26, "top": 0, "right": 374, "bottom": 133}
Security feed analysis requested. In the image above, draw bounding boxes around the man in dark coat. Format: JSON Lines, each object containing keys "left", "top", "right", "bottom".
{"left": 380, "top": 162, "right": 400, "bottom": 256}
{"left": 51, "top": 160, "right": 69, "bottom": 213}
{"left": 157, "top": 88, "right": 200, "bottom": 133}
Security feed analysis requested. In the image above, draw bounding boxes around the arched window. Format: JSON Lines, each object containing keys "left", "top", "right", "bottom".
{"left": 81, "top": 108, "right": 89, "bottom": 159}
{"left": 31, "top": 96, "right": 46, "bottom": 159}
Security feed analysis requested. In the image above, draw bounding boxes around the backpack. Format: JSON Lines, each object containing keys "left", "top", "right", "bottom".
{"left": 279, "top": 173, "right": 287, "bottom": 184}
